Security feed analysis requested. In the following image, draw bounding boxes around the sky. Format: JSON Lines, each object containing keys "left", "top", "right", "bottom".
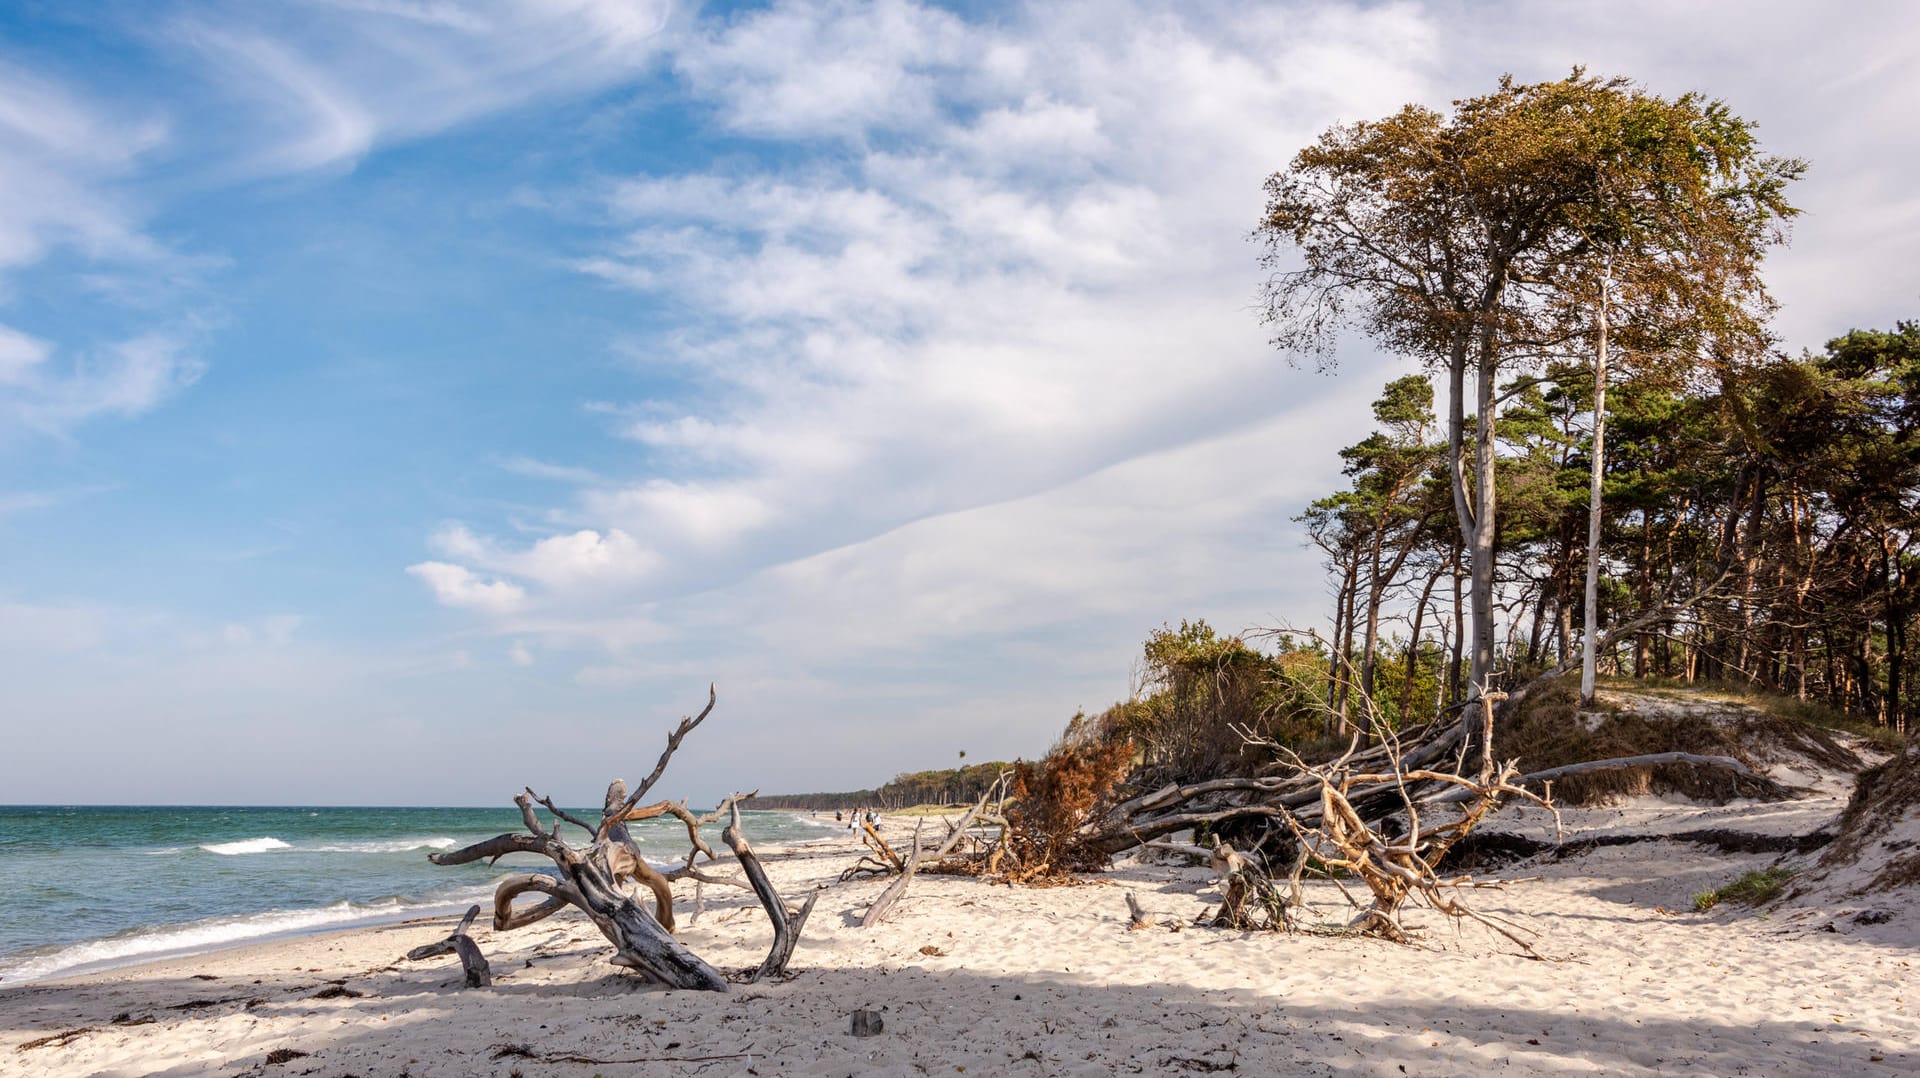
{"left": 1, "top": 1, "right": 1915, "bottom": 806}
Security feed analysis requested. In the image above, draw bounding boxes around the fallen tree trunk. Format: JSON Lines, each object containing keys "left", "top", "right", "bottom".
{"left": 1077, "top": 715, "right": 1473, "bottom": 857}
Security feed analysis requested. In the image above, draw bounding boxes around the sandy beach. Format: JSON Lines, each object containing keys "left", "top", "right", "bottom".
{"left": 4, "top": 781, "right": 1916, "bottom": 1078}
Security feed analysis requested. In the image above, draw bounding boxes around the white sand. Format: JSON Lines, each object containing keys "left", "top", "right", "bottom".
{"left": 4, "top": 802, "right": 1915, "bottom": 1078}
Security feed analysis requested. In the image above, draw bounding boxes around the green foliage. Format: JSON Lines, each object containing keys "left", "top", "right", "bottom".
{"left": 1692, "top": 867, "right": 1793, "bottom": 912}
{"left": 1084, "top": 620, "right": 1329, "bottom": 786}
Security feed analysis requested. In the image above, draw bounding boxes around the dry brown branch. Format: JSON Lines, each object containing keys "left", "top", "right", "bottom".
{"left": 525, "top": 787, "right": 598, "bottom": 841}
{"left": 16, "top": 1028, "right": 96, "bottom": 1052}
{"left": 1266, "top": 727, "right": 1559, "bottom": 952}
{"left": 605, "top": 684, "right": 718, "bottom": 827}
{"left": 861, "top": 820, "right": 904, "bottom": 872}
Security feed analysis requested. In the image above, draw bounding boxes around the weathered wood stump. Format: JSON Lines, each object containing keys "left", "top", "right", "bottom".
{"left": 405, "top": 904, "right": 492, "bottom": 987}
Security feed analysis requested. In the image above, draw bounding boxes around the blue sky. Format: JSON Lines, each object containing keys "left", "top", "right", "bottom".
{"left": 3, "top": 0, "right": 1916, "bottom": 805}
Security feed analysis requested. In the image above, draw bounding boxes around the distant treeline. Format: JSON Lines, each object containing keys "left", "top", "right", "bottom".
{"left": 753, "top": 761, "right": 1014, "bottom": 811}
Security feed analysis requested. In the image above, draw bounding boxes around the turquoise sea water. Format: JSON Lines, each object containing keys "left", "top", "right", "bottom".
{"left": 0, "top": 805, "right": 843, "bottom": 984}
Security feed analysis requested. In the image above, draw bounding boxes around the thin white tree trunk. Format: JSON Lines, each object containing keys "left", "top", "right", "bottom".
{"left": 1580, "top": 260, "right": 1612, "bottom": 704}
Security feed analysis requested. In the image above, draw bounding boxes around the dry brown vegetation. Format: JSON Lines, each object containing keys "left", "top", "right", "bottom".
{"left": 1000, "top": 736, "right": 1137, "bottom": 882}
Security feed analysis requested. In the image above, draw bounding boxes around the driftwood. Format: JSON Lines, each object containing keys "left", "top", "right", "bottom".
{"left": 854, "top": 781, "right": 1015, "bottom": 925}
{"left": 1124, "top": 891, "right": 1152, "bottom": 930}
{"left": 1256, "top": 698, "right": 1560, "bottom": 951}
{"left": 840, "top": 817, "right": 911, "bottom": 881}
{"left": 1075, "top": 710, "right": 1476, "bottom": 859}
{"left": 860, "top": 819, "right": 924, "bottom": 928}
{"left": 1070, "top": 654, "right": 1791, "bottom": 865}
{"left": 863, "top": 820, "right": 904, "bottom": 871}
{"left": 428, "top": 686, "right": 808, "bottom": 992}
{"left": 432, "top": 790, "right": 728, "bottom": 990}
{"left": 405, "top": 904, "right": 493, "bottom": 987}
{"left": 720, "top": 797, "right": 818, "bottom": 982}
{"left": 1198, "top": 842, "right": 1293, "bottom": 932}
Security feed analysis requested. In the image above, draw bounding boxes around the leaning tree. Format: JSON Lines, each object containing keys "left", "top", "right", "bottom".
{"left": 426, "top": 686, "right": 815, "bottom": 991}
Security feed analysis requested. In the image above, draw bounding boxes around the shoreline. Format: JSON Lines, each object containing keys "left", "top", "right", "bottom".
{"left": 0, "top": 811, "right": 855, "bottom": 989}
{"left": 0, "top": 898, "right": 487, "bottom": 990}
{"left": 5, "top": 818, "right": 1917, "bottom": 1076}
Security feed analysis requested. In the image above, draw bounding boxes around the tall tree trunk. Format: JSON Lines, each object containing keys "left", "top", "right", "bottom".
{"left": 1525, "top": 579, "right": 1547, "bottom": 667}
{"left": 1635, "top": 508, "right": 1653, "bottom": 678}
{"left": 1326, "top": 563, "right": 1348, "bottom": 719}
{"left": 1580, "top": 261, "right": 1610, "bottom": 704}
{"left": 1333, "top": 555, "right": 1359, "bottom": 733}
{"left": 1884, "top": 536, "right": 1906, "bottom": 729}
{"left": 1359, "top": 526, "right": 1388, "bottom": 704}
{"left": 1401, "top": 562, "right": 1445, "bottom": 721}
{"left": 1449, "top": 541, "right": 1466, "bottom": 707}
{"left": 1459, "top": 328, "right": 1505, "bottom": 707}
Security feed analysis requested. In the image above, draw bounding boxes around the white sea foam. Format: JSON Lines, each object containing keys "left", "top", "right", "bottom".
{"left": 0, "top": 889, "right": 489, "bottom": 985}
{"left": 304, "top": 837, "right": 458, "bottom": 854}
{"left": 198, "top": 837, "right": 293, "bottom": 856}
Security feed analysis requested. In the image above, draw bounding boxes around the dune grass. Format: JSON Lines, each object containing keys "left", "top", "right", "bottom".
{"left": 1692, "top": 866, "right": 1794, "bottom": 912}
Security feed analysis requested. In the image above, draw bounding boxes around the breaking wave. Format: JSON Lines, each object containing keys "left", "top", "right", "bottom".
{"left": 198, "top": 837, "right": 293, "bottom": 856}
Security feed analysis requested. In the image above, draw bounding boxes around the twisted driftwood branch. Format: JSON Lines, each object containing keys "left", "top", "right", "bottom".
{"left": 607, "top": 684, "right": 717, "bottom": 824}
{"left": 426, "top": 687, "right": 746, "bottom": 992}
{"left": 721, "top": 798, "right": 817, "bottom": 982}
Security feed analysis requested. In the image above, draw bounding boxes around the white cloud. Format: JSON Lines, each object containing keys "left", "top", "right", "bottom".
{"left": 0, "top": 61, "right": 165, "bottom": 272}
{"left": 432, "top": 2, "right": 1433, "bottom": 624}
{"left": 427, "top": 524, "right": 661, "bottom": 592}
{"left": 582, "top": 482, "right": 773, "bottom": 546}
{"left": 672, "top": 0, "right": 972, "bottom": 138}
{"left": 175, "top": 0, "right": 674, "bottom": 177}
{"left": 405, "top": 561, "right": 527, "bottom": 613}
{"left": 182, "top": 27, "right": 379, "bottom": 174}
{"left": 0, "top": 323, "right": 50, "bottom": 383}
{"left": 0, "top": 1, "right": 680, "bottom": 445}
{"left": 1, "top": 332, "right": 206, "bottom": 437}
{"left": 509, "top": 639, "right": 534, "bottom": 666}
{"left": 410, "top": 5, "right": 1402, "bottom": 614}
{"left": 261, "top": 614, "right": 304, "bottom": 645}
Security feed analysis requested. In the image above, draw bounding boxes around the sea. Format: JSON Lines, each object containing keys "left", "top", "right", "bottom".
{"left": 0, "top": 805, "right": 847, "bottom": 986}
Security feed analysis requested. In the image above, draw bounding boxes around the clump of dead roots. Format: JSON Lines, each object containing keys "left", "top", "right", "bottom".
{"left": 1248, "top": 694, "right": 1560, "bottom": 954}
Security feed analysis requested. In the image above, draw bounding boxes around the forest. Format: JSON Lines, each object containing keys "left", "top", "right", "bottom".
{"left": 1301, "top": 319, "right": 1918, "bottom": 734}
